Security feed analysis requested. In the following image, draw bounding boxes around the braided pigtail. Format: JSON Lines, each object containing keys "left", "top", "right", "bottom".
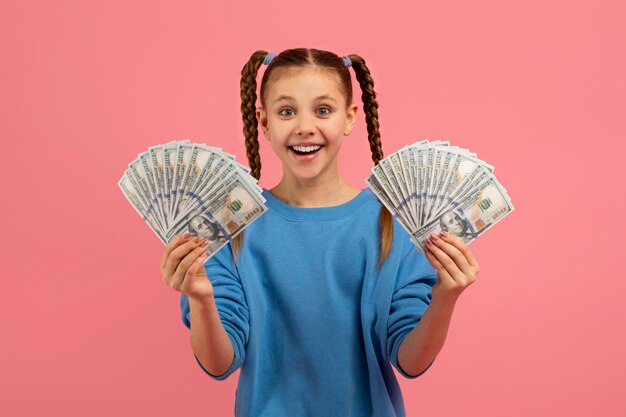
{"left": 231, "top": 50, "right": 268, "bottom": 263}
{"left": 348, "top": 54, "right": 394, "bottom": 269}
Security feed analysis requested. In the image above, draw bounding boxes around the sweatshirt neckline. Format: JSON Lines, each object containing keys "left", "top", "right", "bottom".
{"left": 262, "top": 188, "right": 373, "bottom": 221}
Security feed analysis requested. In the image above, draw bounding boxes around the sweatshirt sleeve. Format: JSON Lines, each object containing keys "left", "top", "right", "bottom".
{"left": 180, "top": 242, "right": 250, "bottom": 381}
{"left": 387, "top": 237, "right": 438, "bottom": 379}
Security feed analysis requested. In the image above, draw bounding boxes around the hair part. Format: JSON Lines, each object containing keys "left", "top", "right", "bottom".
{"left": 232, "top": 48, "right": 393, "bottom": 270}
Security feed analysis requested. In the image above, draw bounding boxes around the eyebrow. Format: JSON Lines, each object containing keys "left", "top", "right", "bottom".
{"left": 272, "top": 94, "right": 338, "bottom": 104}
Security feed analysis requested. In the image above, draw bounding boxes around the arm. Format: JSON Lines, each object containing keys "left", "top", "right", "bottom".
{"left": 168, "top": 235, "right": 248, "bottom": 380}
{"left": 179, "top": 242, "right": 250, "bottom": 380}
{"left": 188, "top": 294, "right": 235, "bottom": 378}
{"left": 397, "top": 294, "right": 457, "bottom": 376}
{"left": 399, "top": 231, "right": 479, "bottom": 376}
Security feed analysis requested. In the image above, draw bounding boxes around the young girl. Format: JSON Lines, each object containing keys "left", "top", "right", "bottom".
{"left": 160, "top": 48, "right": 480, "bottom": 417}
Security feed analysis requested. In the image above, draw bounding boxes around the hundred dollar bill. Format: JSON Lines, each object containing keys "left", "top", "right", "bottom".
{"left": 411, "top": 176, "right": 514, "bottom": 252}
{"left": 175, "top": 159, "right": 242, "bottom": 224}
{"left": 365, "top": 174, "right": 415, "bottom": 236}
{"left": 118, "top": 172, "right": 167, "bottom": 244}
{"left": 180, "top": 168, "right": 233, "bottom": 223}
{"left": 127, "top": 159, "right": 165, "bottom": 230}
{"left": 178, "top": 147, "right": 222, "bottom": 215}
{"left": 175, "top": 144, "right": 210, "bottom": 220}
{"left": 432, "top": 164, "right": 492, "bottom": 221}
{"left": 373, "top": 159, "right": 416, "bottom": 231}
{"left": 423, "top": 146, "right": 446, "bottom": 223}
{"left": 430, "top": 150, "right": 493, "bottom": 218}
{"left": 388, "top": 152, "right": 416, "bottom": 228}
{"left": 162, "top": 141, "right": 180, "bottom": 224}
{"left": 169, "top": 142, "right": 192, "bottom": 221}
{"left": 366, "top": 139, "right": 514, "bottom": 252}
{"left": 399, "top": 146, "right": 416, "bottom": 224}
{"left": 418, "top": 146, "right": 431, "bottom": 226}
{"left": 148, "top": 144, "right": 170, "bottom": 227}
{"left": 137, "top": 151, "right": 169, "bottom": 229}
{"left": 120, "top": 139, "right": 267, "bottom": 259}
{"left": 166, "top": 177, "right": 268, "bottom": 259}
{"left": 425, "top": 148, "right": 454, "bottom": 221}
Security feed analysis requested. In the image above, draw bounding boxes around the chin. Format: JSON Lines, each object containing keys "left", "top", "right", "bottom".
{"left": 287, "top": 165, "right": 327, "bottom": 181}
{"left": 293, "top": 170, "right": 323, "bottom": 181}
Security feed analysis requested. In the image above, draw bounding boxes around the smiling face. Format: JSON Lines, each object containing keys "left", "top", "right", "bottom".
{"left": 256, "top": 67, "right": 358, "bottom": 183}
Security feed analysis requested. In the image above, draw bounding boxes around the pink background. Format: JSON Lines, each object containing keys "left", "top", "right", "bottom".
{"left": 1, "top": 1, "right": 624, "bottom": 416}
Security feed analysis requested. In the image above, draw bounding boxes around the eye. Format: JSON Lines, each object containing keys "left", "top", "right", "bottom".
{"left": 317, "top": 106, "right": 331, "bottom": 115}
{"left": 279, "top": 108, "right": 295, "bottom": 117}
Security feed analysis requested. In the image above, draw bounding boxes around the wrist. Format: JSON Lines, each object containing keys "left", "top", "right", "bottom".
{"left": 431, "top": 285, "right": 460, "bottom": 308}
{"left": 187, "top": 292, "right": 215, "bottom": 305}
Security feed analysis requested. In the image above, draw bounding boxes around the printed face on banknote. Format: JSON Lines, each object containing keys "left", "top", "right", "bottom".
{"left": 440, "top": 211, "right": 466, "bottom": 237}
{"left": 189, "top": 215, "right": 220, "bottom": 241}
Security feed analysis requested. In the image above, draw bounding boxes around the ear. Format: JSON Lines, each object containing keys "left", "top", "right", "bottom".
{"left": 256, "top": 107, "right": 270, "bottom": 140}
{"left": 344, "top": 103, "right": 358, "bottom": 135}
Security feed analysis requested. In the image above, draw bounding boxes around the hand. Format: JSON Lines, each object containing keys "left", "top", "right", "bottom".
{"left": 161, "top": 232, "right": 214, "bottom": 301}
{"left": 424, "top": 231, "right": 480, "bottom": 302}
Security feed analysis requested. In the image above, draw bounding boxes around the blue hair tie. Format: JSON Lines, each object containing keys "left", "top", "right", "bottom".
{"left": 263, "top": 52, "right": 352, "bottom": 68}
{"left": 263, "top": 52, "right": 277, "bottom": 65}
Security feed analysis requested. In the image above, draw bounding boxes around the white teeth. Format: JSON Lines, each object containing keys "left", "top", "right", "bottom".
{"left": 292, "top": 145, "right": 321, "bottom": 153}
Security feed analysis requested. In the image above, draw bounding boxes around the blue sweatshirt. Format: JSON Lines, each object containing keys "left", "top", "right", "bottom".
{"left": 180, "top": 187, "right": 437, "bottom": 417}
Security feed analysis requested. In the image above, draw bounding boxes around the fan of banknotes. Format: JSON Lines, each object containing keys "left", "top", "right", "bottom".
{"left": 118, "top": 140, "right": 267, "bottom": 259}
{"left": 366, "top": 139, "right": 514, "bottom": 252}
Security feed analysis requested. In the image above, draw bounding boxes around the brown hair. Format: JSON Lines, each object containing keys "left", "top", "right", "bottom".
{"left": 232, "top": 48, "right": 393, "bottom": 269}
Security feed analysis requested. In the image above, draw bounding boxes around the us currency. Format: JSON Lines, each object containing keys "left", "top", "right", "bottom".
{"left": 433, "top": 164, "right": 492, "bottom": 221}
{"left": 175, "top": 161, "right": 237, "bottom": 224}
{"left": 166, "top": 177, "right": 268, "bottom": 259}
{"left": 373, "top": 159, "right": 416, "bottom": 231}
{"left": 399, "top": 147, "right": 416, "bottom": 224}
{"left": 169, "top": 143, "right": 189, "bottom": 221}
{"left": 411, "top": 176, "right": 514, "bottom": 252}
{"left": 390, "top": 152, "right": 416, "bottom": 226}
{"left": 420, "top": 146, "right": 435, "bottom": 226}
{"left": 178, "top": 149, "right": 221, "bottom": 216}
{"left": 430, "top": 150, "right": 493, "bottom": 218}
{"left": 366, "top": 139, "right": 514, "bottom": 252}
{"left": 424, "top": 147, "right": 446, "bottom": 223}
{"left": 148, "top": 144, "right": 169, "bottom": 227}
{"left": 137, "top": 151, "right": 168, "bottom": 229}
{"left": 118, "top": 172, "right": 167, "bottom": 244}
{"left": 120, "top": 140, "right": 267, "bottom": 261}
{"left": 426, "top": 149, "right": 454, "bottom": 221}
{"left": 162, "top": 141, "right": 180, "bottom": 225}
{"left": 127, "top": 160, "right": 165, "bottom": 229}
{"left": 366, "top": 174, "right": 414, "bottom": 236}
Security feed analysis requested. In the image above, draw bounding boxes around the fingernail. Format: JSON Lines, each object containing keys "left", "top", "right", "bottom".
{"left": 425, "top": 238, "right": 433, "bottom": 246}
{"left": 439, "top": 231, "right": 447, "bottom": 239}
{"left": 183, "top": 232, "right": 191, "bottom": 239}
{"left": 194, "top": 236, "right": 202, "bottom": 243}
{"left": 431, "top": 234, "right": 439, "bottom": 242}
{"left": 201, "top": 240, "right": 209, "bottom": 247}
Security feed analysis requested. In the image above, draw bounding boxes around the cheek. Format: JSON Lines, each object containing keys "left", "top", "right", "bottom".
{"left": 269, "top": 139, "right": 287, "bottom": 155}
{"left": 320, "top": 124, "right": 345, "bottom": 145}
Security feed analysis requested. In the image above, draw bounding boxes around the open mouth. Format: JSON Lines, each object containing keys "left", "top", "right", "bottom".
{"left": 289, "top": 145, "right": 324, "bottom": 156}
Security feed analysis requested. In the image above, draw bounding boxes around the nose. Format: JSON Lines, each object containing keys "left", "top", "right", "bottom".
{"left": 294, "top": 113, "right": 315, "bottom": 136}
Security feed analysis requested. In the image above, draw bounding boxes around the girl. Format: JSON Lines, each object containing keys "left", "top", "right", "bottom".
{"left": 160, "top": 48, "right": 480, "bottom": 417}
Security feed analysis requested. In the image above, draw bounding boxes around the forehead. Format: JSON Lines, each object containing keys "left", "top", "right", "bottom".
{"left": 265, "top": 68, "right": 344, "bottom": 104}
{"left": 442, "top": 212, "right": 454, "bottom": 221}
